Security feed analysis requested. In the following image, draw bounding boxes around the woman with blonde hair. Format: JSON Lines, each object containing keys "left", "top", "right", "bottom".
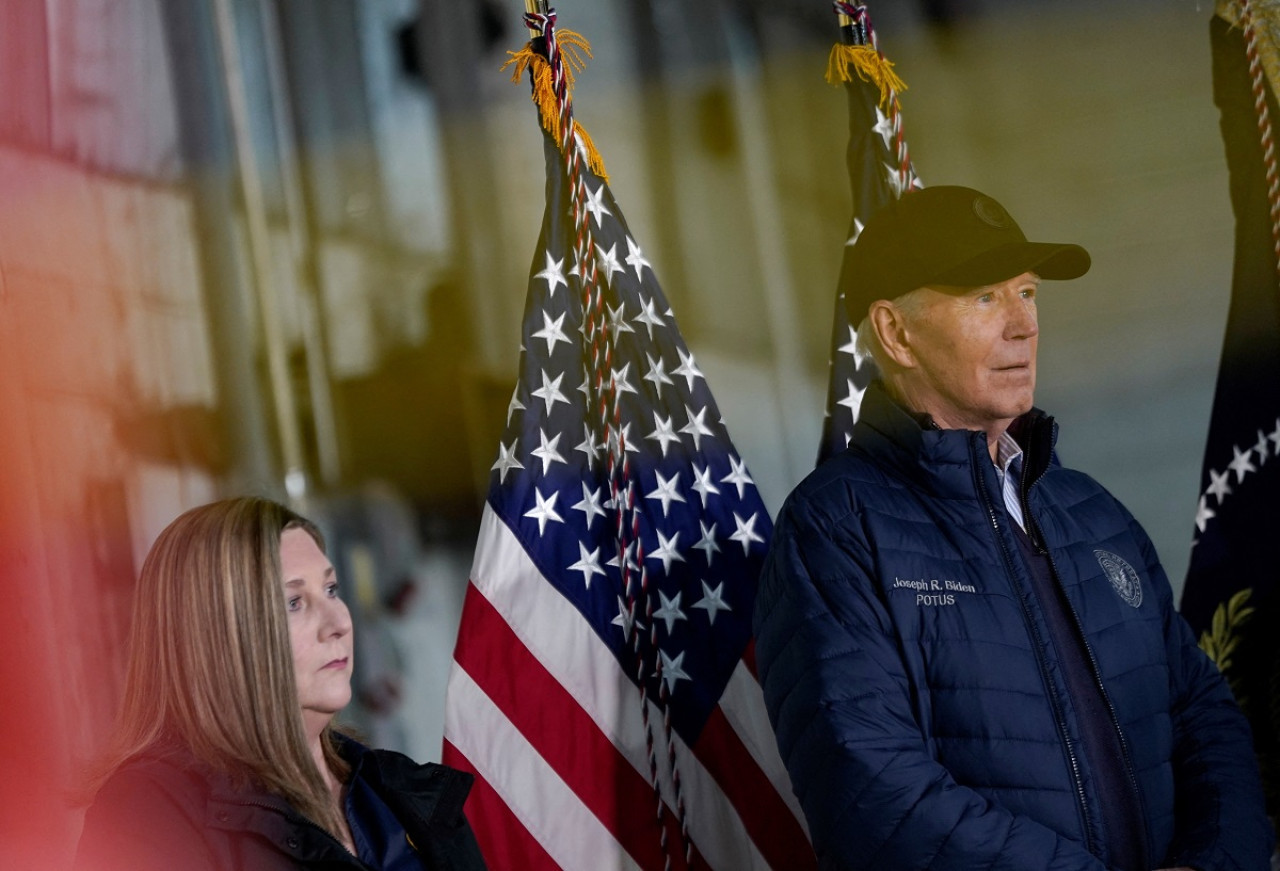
{"left": 75, "top": 497, "right": 487, "bottom": 870}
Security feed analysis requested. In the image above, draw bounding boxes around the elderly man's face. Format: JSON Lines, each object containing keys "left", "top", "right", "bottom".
{"left": 901, "top": 271, "right": 1040, "bottom": 437}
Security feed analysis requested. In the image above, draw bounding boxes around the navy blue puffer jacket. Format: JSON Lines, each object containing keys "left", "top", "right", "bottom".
{"left": 754, "top": 382, "right": 1271, "bottom": 870}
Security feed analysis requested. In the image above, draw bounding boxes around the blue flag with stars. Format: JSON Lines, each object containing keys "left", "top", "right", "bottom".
{"left": 1179, "top": 13, "right": 1280, "bottom": 793}
{"left": 818, "top": 5, "right": 921, "bottom": 466}
{"left": 1181, "top": 15, "right": 1280, "bottom": 641}
{"left": 502, "top": 132, "right": 770, "bottom": 736}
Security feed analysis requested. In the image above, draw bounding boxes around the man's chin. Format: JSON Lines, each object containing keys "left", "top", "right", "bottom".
{"left": 991, "top": 398, "right": 1035, "bottom": 429}
{"left": 1006, "top": 386, "right": 1036, "bottom": 417}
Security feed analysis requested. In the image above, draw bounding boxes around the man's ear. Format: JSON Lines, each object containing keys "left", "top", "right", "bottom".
{"left": 869, "top": 299, "right": 917, "bottom": 369}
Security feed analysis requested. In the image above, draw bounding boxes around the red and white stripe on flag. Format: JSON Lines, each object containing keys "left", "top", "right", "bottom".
{"left": 443, "top": 505, "right": 812, "bottom": 871}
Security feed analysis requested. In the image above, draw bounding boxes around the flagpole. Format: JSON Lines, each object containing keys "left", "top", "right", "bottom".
{"left": 837, "top": 8, "right": 868, "bottom": 45}
{"left": 524, "top": 0, "right": 546, "bottom": 36}
{"left": 256, "top": 0, "right": 343, "bottom": 489}
{"left": 211, "top": 0, "right": 310, "bottom": 507}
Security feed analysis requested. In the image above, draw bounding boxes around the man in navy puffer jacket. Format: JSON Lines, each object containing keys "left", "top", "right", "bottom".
{"left": 755, "top": 186, "right": 1272, "bottom": 870}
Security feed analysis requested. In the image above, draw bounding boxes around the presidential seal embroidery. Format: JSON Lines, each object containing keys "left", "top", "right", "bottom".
{"left": 972, "top": 195, "right": 1012, "bottom": 229}
{"left": 1094, "top": 549, "right": 1142, "bottom": 608}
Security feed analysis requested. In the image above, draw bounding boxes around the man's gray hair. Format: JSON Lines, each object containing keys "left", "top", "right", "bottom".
{"left": 852, "top": 286, "right": 929, "bottom": 375}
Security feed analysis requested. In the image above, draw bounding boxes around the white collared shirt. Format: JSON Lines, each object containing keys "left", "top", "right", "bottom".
{"left": 993, "top": 430, "right": 1026, "bottom": 531}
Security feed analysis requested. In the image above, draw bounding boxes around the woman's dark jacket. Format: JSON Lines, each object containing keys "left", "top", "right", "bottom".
{"left": 74, "top": 738, "right": 487, "bottom": 870}
{"left": 754, "top": 382, "right": 1272, "bottom": 870}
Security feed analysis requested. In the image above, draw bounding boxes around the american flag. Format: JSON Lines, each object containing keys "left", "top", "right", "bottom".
{"left": 442, "top": 12, "right": 812, "bottom": 870}
{"left": 817, "top": 3, "right": 921, "bottom": 466}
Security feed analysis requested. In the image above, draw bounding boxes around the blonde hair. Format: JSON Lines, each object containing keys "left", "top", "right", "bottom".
{"left": 95, "top": 497, "right": 350, "bottom": 837}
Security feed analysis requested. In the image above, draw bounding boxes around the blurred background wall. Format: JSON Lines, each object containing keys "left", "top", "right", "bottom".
{"left": 0, "top": 0, "right": 1232, "bottom": 867}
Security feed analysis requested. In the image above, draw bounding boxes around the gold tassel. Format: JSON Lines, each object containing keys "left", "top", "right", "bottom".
{"left": 826, "top": 43, "right": 908, "bottom": 109}
{"left": 502, "top": 29, "right": 608, "bottom": 181}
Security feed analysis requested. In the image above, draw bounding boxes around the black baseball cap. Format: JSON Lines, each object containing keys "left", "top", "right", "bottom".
{"left": 845, "top": 185, "right": 1091, "bottom": 323}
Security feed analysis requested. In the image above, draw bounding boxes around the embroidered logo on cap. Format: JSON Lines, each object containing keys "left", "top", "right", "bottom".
{"left": 1094, "top": 549, "right": 1143, "bottom": 608}
{"left": 972, "top": 195, "right": 1012, "bottom": 229}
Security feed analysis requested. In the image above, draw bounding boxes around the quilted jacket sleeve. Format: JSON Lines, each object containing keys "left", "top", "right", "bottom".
{"left": 1131, "top": 517, "right": 1274, "bottom": 871}
{"left": 754, "top": 493, "right": 1108, "bottom": 871}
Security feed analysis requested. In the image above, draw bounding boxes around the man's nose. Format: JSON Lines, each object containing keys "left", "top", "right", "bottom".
{"left": 1005, "top": 295, "right": 1039, "bottom": 339}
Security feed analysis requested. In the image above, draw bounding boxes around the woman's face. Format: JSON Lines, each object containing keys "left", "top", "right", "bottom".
{"left": 279, "top": 527, "right": 353, "bottom": 736}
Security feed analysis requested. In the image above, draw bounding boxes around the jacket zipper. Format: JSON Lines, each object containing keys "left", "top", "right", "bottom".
{"left": 1018, "top": 449, "right": 1151, "bottom": 871}
{"left": 970, "top": 437, "right": 1095, "bottom": 856}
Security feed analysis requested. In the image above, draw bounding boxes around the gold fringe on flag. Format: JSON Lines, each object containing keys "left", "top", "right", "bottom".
{"left": 1219, "top": 0, "right": 1280, "bottom": 106}
{"left": 825, "top": 43, "right": 908, "bottom": 108}
{"left": 503, "top": 29, "right": 608, "bottom": 181}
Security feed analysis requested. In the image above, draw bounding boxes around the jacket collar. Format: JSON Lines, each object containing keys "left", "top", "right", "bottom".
{"left": 334, "top": 733, "right": 474, "bottom": 833}
{"left": 852, "top": 380, "right": 1059, "bottom": 495}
